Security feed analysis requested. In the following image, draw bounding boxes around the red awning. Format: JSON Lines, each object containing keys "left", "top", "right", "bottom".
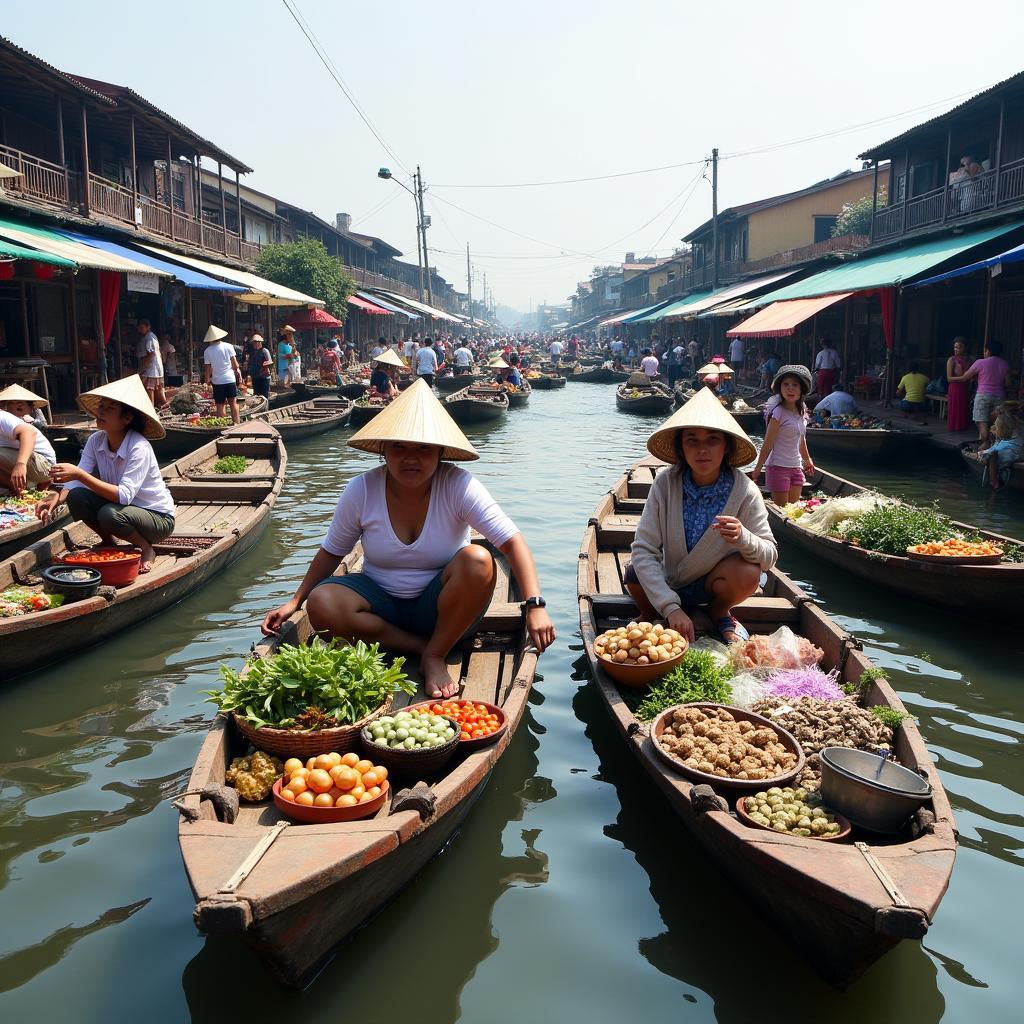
{"left": 287, "top": 306, "right": 344, "bottom": 330}
{"left": 348, "top": 294, "right": 391, "bottom": 315}
{"left": 725, "top": 293, "right": 853, "bottom": 338}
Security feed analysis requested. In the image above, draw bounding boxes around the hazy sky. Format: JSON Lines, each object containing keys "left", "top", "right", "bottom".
{"left": 5, "top": 1, "right": 1024, "bottom": 312}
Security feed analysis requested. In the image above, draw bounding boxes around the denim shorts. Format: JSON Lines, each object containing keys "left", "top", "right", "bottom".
{"left": 624, "top": 561, "right": 710, "bottom": 607}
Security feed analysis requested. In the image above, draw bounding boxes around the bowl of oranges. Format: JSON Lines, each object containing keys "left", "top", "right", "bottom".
{"left": 906, "top": 539, "right": 1003, "bottom": 564}
{"left": 273, "top": 751, "right": 389, "bottom": 823}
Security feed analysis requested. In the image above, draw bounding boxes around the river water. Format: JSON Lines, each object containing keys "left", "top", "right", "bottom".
{"left": 1, "top": 389, "right": 1021, "bottom": 1023}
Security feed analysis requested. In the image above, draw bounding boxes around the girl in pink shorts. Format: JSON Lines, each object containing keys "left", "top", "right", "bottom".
{"left": 750, "top": 364, "right": 814, "bottom": 506}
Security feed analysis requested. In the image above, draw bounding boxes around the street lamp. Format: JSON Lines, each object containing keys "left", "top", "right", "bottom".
{"left": 377, "top": 167, "right": 427, "bottom": 303}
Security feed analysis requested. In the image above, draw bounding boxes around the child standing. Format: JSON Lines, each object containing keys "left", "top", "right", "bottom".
{"left": 750, "top": 364, "right": 815, "bottom": 506}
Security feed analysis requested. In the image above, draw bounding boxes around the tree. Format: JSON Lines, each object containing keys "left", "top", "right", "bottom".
{"left": 256, "top": 238, "right": 356, "bottom": 321}
{"left": 832, "top": 188, "right": 887, "bottom": 238}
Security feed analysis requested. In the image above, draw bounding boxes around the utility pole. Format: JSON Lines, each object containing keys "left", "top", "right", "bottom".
{"left": 466, "top": 243, "right": 473, "bottom": 324}
{"left": 412, "top": 169, "right": 425, "bottom": 302}
{"left": 416, "top": 164, "right": 433, "bottom": 306}
{"left": 711, "top": 147, "right": 719, "bottom": 290}
{"left": 483, "top": 271, "right": 488, "bottom": 315}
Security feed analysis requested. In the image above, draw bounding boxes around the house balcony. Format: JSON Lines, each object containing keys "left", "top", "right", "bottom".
{"left": 871, "top": 158, "right": 1024, "bottom": 243}
{"left": 740, "top": 233, "right": 869, "bottom": 275}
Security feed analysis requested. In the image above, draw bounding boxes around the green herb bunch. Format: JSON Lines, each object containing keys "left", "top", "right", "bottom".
{"left": 870, "top": 705, "right": 913, "bottom": 730}
{"left": 839, "top": 501, "right": 958, "bottom": 555}
{"left": 212, "top": 455, "right": 250, "bottom": 474}
{"left": 631, "top": 650, "right": 733, "bottom": 721}
{"left": 206, "top": 638, "right": 416, "bottom": 730}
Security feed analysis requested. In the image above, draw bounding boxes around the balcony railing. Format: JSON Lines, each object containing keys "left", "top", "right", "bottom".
{"left": 873, "top": 160, "right": 1024, "bottom": 242}
{"left": 741, "top": 233, "right": 869, "bottom": 275}
{"left": 0, "top": 144, "right": 78, "bottom": 208}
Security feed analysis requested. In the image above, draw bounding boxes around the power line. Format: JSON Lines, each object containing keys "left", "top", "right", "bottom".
{"left": 351, "top": 187, "right": 404, "bottom": 226}
{"left": 280, "top": 0, "right": 412, "bottom": 176}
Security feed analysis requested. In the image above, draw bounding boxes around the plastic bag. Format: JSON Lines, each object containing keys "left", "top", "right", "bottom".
{"left": 727, "top": 625, "right": 824, "bottom": 675}
{"left": 725, "top": 671, "right": 767, "bottom": 708}
{"left": 689, "top": 636, "right": 731, "bottom": 669}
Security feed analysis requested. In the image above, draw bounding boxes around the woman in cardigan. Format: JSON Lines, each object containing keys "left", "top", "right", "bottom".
{"left": 626, "top": 388, "right": 777, "bottom": 644}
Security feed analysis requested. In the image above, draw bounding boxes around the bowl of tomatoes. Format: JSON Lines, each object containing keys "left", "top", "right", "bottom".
{"left": 59, "top": 546, "right": 143, "bottom": 587}
{"left": 408, "top": 699, "right": 507, "bottom": 751}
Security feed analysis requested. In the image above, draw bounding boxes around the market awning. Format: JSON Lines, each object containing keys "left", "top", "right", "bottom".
{"left": 672, "top": 270, "right": 802, "bottom": 318}
{"left": 696, "top": 297, "right": 757, "bottom": 319}
{"left": 288, "top": 307, "right": 344, "bottom": 329}
{"left": 0, "top": 235, "right": 76, "bottom": 269}
{"left": 725, "top": 293, "right": 853, "bottom": 338}
{"left": 908, "top": 240, "right": 1024, "bottom": 288}
{"left": 598, "top": 304, "right": 659, "bottom": 327}
{"left": 0, "top": 216, "right": 167, "bottom": 274}
{"left": 370, "top": 289, "right": 462, "bottom": 322}
{"left": 357, "top": 290, "right": 419, "bottom": 318}
{"left": 55, "top": 229, "right": 246, "bottom": 292}
{"left": 348, "top": 294, "right": 391, "bottom": 314}
{"left": 136, "top": 243, "right": 323, "bottom": 306}
{"left": 633, "top": 290, "right": 717, "bottom": 323}
{"left": 746, "top": 220, "right": 1024, "bottom": 304}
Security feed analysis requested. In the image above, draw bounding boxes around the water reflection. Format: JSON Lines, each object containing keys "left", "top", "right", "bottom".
{"left": 181, "top": 708, "right": 552, "bottom": 1022}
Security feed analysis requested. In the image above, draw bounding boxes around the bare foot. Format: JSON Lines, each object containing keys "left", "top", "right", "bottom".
{"left": 138, "top": 541, "right": 157, "bottom": 574}
{"left": 421, "top": 654, "right": 460, "bottom": 698}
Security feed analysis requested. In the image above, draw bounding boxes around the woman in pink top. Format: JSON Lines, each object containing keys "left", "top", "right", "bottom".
{"left": 948, "top": 339, "right": 1011, "bottom": 442}
{"left": 749, "top": 364, "right": 815, "bottom": 506}
{"left": 262, "top": 380, "right": 555, "bottom": 697}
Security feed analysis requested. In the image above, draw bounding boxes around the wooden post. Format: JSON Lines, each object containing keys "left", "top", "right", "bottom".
{"left": 129, "top": 110, "right": 138, "bottom": 215}
{"left": 69, "top": 280, "right": 81, "bottom": 398}
{"left": 92, "top": 270, "right": 107, "bottom": 384}
{"left": 235, "top": 167, "right": 243, "bottom": 247}
{"left": 186, "top": 293, "right": 195, "bottom": 381}
{"left": 56, "top": 95, "right": 69, "bottom": 205}
{"left": 167, "top": 134, "right": 176, "bottom": 241}
{"left": 218, "top": 160, "right": 227, "bottom": 253}
{"left": 983, "top": 271, "right": 995, "bottom": 342}
{"left": 19, "top": 280, "right": 30, "bottom": 357}
{"left": 941, "top": 128, "right": 952, "bottom": 224}
{"left": 195, "top": 156, "right": 204, "bottom": 250}
{"left": 994, "top": 100, "right": 1005, "bottom": 204}
{"left": 80, "top": 102, "right": 90, "bottom": 216}
{"left": 843, "top": 301, "right": 850, "bottom": 383}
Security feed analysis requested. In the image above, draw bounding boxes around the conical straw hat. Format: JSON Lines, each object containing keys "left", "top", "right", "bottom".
{"left": 696, "top": 362, "right": 720, "bottom": 376}
{"left": 77, "top": 374, "right": 165, "bottom": 440}
{"left": 487, "top": 356, "right": 509, "bottom": 369}
{"left": 348, "top": 377, "right": 478, "bottom": 461}
{"left": 716, "top": 363, "right": 735, "bottom": 375}
{"left": 204, "top": 325, "right": 228, "bottom": 343}
{"left": 372, "top": 348, "right": 406, "bottom": 368}
{"left": 646, "top": 386, "right": 756, "bottom": 467}
{"left": 0, "top": 383, "right": 47, "bottom": 408}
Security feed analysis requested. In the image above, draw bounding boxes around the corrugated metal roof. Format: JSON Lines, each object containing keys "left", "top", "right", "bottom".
{"left": 859, "top": 71, "right": 1024, "bottom": 160}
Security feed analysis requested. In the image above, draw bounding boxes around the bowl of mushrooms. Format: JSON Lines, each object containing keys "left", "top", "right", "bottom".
{"left": 593, "top": 621, "right": 688, "bottom": 687}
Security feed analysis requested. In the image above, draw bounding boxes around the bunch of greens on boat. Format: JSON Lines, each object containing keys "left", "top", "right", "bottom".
{"left": 206, "top": 639, "right": 415, "bottom": 730}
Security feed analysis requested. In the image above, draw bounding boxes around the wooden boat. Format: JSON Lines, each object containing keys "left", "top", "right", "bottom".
{"left": 0, "top": 422, "right": 286, "bottom": 681}
{"left": 460, "top": 380, "right": 531, "bottom": 409}
{"left": 0, "top": 496, "right": 70, "bottom": 561}
{"left": 178, "top": 537, "right": 536, "bottom": 987}
{"left": 292, "top": 378, "right": 368, "bottom": 401}
{"left": 577, "top": 459, "right": 956, "bottom": 986}
{"left": 960, "top": 440, "right": 1024, "bottom": 493}
{"left": 254, "top": 397, "right": 352, "bottom": 441}
{"left": 569, "top": 365, "right": 629, "bottom": 384}
{"left": 615, "top": 382, "right": 675, "bottom": 416}
{"left": 349, "top": 396, "right": 391, "bottom": 427}
{"left": 153, "top": 395, "right": 269, "bottom": 458}
{"left": 524, "top": 372, "right": 566, "bottom": 390}
{"left": 579, "top": 355, "right": 604, "bottom": 367}
{"left": 269, "top": 382, "right": 298, "bottom": 409}
{"left": 435, "top": 371, "right": 483, "bottom": 393}
{"left": 443, "top": 386, "right": 509, "bottom": 425}
{"left": 806, "top": 422, "right": 925, "bottom": 460}
{"left": 538, "top": 359, "right": 578, "bottom": 374}
{"left": 763, "top": 465, "right": 1024, "bottom": 615}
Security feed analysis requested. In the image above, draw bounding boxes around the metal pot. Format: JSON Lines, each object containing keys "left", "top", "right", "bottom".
{"left": 819, "top": 746, "right": 932, "bottom": 835}
{"left": 41, "top": 564, "right": 102, "bottom": 601}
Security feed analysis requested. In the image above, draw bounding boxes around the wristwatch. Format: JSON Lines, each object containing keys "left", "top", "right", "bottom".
{"left": 523, "top": 596, "right": 546, "bottom": 610}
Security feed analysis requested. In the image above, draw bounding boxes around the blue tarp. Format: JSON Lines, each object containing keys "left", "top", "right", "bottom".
{"left": 358, "top": 290, "right": 420, "bottom": 318}
{"left": 55, "top": 229, "right": 247, "bottom": 292}
{"left": 908, "top": 241, "right": 1024, "bottom": 288}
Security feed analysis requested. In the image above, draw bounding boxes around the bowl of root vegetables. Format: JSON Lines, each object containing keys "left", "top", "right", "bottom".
{"left": 594, "top": 620, "right": 688, "bottom": 687}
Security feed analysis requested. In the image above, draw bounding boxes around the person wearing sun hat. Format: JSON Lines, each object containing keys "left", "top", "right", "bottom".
{"left": 203, "top": 325, "right": 243, "bottom": 424}
{"left": 750, "top": 363, "right": 814, "bottom": 507}
{"left": 35, "top": 375, "right": 175, "bottom": 574}
{"left": 626, "top": 388, "right": 777, "bottom": 644}
{"left": 369, "top": 347, "right": 403, "bottom": 399}
{"left": 0, "top": 384, "right": 56, "bottom": 494}
{"left": 262, "top": 379, "right": 555, "bottom": 698}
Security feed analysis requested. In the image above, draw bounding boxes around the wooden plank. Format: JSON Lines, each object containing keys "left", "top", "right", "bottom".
{"left": 496, "top": 650, "right": 517, "bottom": 705}
{"left": 461, "top": 650, "right": 500, "bottom": 704}
{"left": 492, "top": 556, "right": 511, "bottom": 603}
{"left": 479, "top": 602, "right": 524, "bottom": 631}
{"left": 596, "top": 551, "right": 622, "bottom": 594}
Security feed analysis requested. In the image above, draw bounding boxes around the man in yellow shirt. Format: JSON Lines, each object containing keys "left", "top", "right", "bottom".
{"left": 897, "top": 361, "right": 930, "bottom": 415}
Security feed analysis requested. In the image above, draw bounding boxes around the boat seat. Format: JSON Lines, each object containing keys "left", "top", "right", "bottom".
{"left": 215, "top": 439, "right": 278, "bottom": 458}
{"left": 166, "top": 480, "right": 274, "bottom": 503}
{"left": 585, "top": 592, "right": 798, "bottom": 625}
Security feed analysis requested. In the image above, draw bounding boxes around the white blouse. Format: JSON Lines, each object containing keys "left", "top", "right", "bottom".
{"left": 322, "top": 463, "right": 518, "bottom": 598}
{"left": 67, "top": 429, "right": 175, "bottom": 516}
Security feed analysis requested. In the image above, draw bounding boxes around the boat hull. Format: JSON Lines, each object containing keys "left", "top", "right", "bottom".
{"left": 255, "top": 398, "right": 352, "bottom": 440}
{"left": 435, "top": 373, "right": 483, "bottom": 393}
{"left": 960, "top": 441, "right": 1024, "bottom": 492}
{"left": 616, "top": 389, "right": 674, "bottom": 415}
{"left": 0, "top": 506, "right": 69, "bottom": 561}
{"left": 350, "top": 402, "right": 386, "bottom": 427}
{"left": 526, "top": 375, "right": 565, "bottom": 390}
{"left": 806, "top": 426, "right": 924, "bottom": 460}
{"left": 569, "top": 367, "right": 628, "bottom": 384}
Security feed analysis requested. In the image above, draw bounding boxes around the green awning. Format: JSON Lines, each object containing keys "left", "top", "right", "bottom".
{"left": 748, "top": 220, "right": 1024, "bottom": 304}
{"left": 0, "top": 233, "right": 76, "bottom": 269}
{"left": 633, "top": 289, "right": 718, "bottom": 323}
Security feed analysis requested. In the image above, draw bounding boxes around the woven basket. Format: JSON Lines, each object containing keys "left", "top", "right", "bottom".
{"left": 231, "top": 695, "right": 393, "bottom": 758}
{"left": 360, "top": 715, "right": 460, "bottom": 777}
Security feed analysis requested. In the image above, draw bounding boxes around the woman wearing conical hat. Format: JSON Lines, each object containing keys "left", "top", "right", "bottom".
{"left": 369, "top": 348, "right": 403, "bottom": 400}
{"left": 0, "top": 384, "right": 56, "bottom": 494}
{"left": 35, "top": 376, "right": 175, "bottom": 574}
{"left": 626, "top": 389, "right": 777, "bottom": 644}
{"left": 262, "top": 379, "right": 555, "bottom": 697}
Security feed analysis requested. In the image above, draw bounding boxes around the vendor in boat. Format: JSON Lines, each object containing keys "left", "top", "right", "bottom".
{"left": 813, "top": 382, "right": 859, "bottom": 418}
{"left": 716, "top": 365, "right": 737, "bottom": 398}
{"left": 262, "top": 379, "right": 555, "bottom": 697}
{"left": 0, "top": 385, "right": 56, "bottom": 494}
{"left": 626, "top": 388, "right": 776, "bottom": 644}
{"left": 369, "top": 348, "right": 403, "bottom": 400}
{"left": 35, "top": 376, "right": 175, "bottom": 574}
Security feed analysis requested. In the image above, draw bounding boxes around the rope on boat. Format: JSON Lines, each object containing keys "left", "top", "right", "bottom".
{"left": 854, "top": 841, "right": 910, "bottom": 907}
{"left": 218, "top": 822, "right": 290, "bottom": 894}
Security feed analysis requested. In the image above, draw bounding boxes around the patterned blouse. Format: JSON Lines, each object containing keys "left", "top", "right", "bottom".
{"left": 682, "top": 467, "right": 733, "bottom": 551}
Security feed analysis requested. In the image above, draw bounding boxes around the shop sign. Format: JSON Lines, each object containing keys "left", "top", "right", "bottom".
{"left": 127, "top": 272, "right": 160, "bottom": 294}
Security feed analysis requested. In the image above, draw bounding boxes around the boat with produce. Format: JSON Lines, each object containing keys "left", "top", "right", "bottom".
{"left": 461, "top": 380, "right": 531, "bottom": 409}
{"left": 254, "top": 396, "right": 353, "bottom": 441}
{"left": 349, "top": 395, "right": 392, "bottom": 427}
{"left": 615, "top": 381, "right": 675, "bottom": 416}
{"left": 524, "top": 371, "right": 566, "bottom": 390}
{"left": 443, "top": 386, "right": 509, "bottom": 425}
{"left": 763, "top": 465, "right": 1024, "bottom": 614}
{"left": 153, "top": 394, "right": 270, "bottom": 458}
{"left": 577, "top": 458, "right": 956, "bottom": 986}
{"left": 292, "top": 377, "right": 367, "bottom": 401}
{"left": 568, "top": 365, "right": 628, "bottom": 384}
{"left": 805, "top": 410, "right": 925, "bottom": 460}
{"left": 0, "top": 488, "right": 70, "bottom": 561}
{"left": 177, "top": 536, "right": 537, "bottom": 987}
{"left": 959, "top": 440, "right": 1024, "bottom": 493}
{"left": 0, "top": 421, "right": 286, "bottom": 680}
{"left": 435, "top": 371, "right": 484, "bottom": 393}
